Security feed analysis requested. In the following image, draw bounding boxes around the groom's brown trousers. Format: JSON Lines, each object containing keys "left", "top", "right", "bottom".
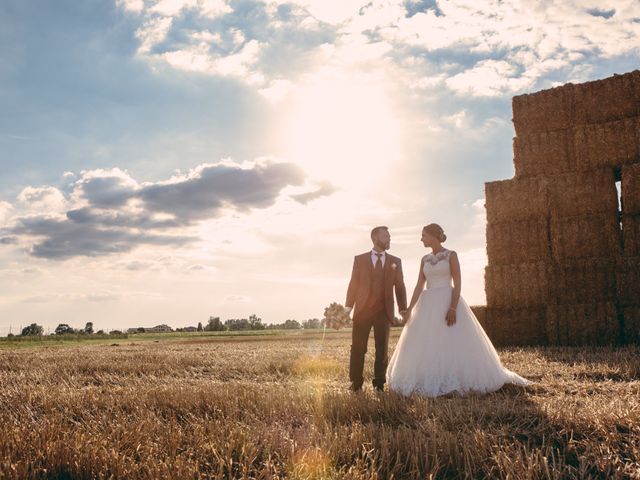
{"left": 349, "top": 308, "right": 390, "bottom": 391}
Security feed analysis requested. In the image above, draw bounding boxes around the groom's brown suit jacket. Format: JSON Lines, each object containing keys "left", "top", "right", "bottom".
{"left": 346, "top": 252, "right": 407, "bottom": 324}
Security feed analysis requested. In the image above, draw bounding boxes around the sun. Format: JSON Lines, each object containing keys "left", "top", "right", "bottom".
{"left": 281, "top": 75, "right": 401, "bottom": 189}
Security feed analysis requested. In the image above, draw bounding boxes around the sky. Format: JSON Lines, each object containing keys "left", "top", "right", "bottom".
{"left": 0, "top": 0, "right": 639, "bottom": 334}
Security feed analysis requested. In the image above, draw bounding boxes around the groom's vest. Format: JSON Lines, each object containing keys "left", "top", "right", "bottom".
{"left": 364, "top": 260, "right": 385, "bottom": 315}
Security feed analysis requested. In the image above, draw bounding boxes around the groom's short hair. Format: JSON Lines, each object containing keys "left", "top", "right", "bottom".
{"left": 370, "top": 226, "right": 389, "bottom": 240}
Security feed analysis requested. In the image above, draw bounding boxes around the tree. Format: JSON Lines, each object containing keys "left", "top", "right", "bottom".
{"left": 21, "top": 323, "right": 44, "bottom": 336}
{"left": 197, "top": 322, "right": 203, "bottom": 332}
{"left": 225, "top": 318, "right": 251, "bottom": 331}
{"left": 55, "top": 324, "right": 75, "bottom": 335}
{"left": 249, "top": 314, "right": 265, "bottom": 330}
{"left": 206, "top": 316, "right": 226, "bottom": 331}
{"left": 283, "top": 319, "right": 301, "bottom": 330}
{"left": 302, "top": 318, "right": 321, "bottom": 329}
{"left": 84, "top": 322, "right": 94, "bottom": 334}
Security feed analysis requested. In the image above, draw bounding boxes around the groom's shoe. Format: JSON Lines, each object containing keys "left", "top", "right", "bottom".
{"left": 350, "top": 382, "right": 363, "bottom": 393}
{"left": 372, "top": 381, "right": 385, "bottom": 393}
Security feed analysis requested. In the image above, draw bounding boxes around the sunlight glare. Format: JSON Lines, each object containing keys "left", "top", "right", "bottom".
{"left": 282, "top": 76, "right": 400, "bottom": 189}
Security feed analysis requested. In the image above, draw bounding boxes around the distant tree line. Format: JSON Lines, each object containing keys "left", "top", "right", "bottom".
{"left": 205, "top": 315, "right": 325, "bottom": 331}
{"left": 16, "top": 322, "right": 117, "bottom": 337}
{"left": 12, "top": 315, "right": 330, "bottom": 338}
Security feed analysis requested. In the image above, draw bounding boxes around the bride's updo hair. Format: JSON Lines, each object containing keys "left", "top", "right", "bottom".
{"left": 423, "top": 223, "right": 447, "bottom": 243}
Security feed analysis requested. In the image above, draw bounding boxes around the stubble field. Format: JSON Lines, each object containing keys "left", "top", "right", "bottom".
{"left": 1, "top": 330, "right": 639, "bottom": 479}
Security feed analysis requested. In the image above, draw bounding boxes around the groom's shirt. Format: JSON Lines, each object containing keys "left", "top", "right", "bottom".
{"left": 370, "top": 249, "right": 386, "bottom": 267}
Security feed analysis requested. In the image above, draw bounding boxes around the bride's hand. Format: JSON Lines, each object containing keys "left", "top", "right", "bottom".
{"left": 446, "top": 308, "right": 456, "bottom": 326}
{"left": 400, "top": 310, "right": 411, "bottom": 325}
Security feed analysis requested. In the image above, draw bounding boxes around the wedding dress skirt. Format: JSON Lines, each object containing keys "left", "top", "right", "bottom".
{"left": 387, "top": 250, "right": 531, "bottom": 397}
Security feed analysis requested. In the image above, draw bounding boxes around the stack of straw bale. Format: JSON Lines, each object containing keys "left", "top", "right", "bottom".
{"left": 512, "top": 71, "right": 640, "bottom": 136}
{"left": 484, "top": 70, "right": 640, "bottom": 346}
{"left": 618, "top": 163, "right": 640, "bottom": 344}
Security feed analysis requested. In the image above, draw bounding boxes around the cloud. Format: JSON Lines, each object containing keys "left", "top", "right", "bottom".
{"left": 72, "top": 168, "right": 139, "bottom": 208}
{"left": 17, "top": 186, "right": 67, "bottom": 212}
{"left": 0, "top": 201, "right": 12, "bottom": 223}
{"left": 445, "top": 59, "right": 533, "bottom": 97}
{"left": 290, "top": 181, "right": 339, "bottom": 204}
{"left": 3, "top": 160, "right": 335, "bottom": 260}
{"left": 11, "top": 214, "right": 193, "bottom": 260}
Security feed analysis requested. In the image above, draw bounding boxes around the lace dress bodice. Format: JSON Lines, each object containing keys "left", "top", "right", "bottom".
{"left": 423, "top": 250, "right": 453, "bottom": 289}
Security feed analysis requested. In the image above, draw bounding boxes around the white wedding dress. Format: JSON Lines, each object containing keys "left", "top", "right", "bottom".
{"left": 387, "top": 249, "right": 531, "bottom": 397}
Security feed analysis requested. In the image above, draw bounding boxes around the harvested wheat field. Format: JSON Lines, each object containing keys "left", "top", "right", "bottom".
{"left": 1, "top": 331, "right": 639, "bottom": 479}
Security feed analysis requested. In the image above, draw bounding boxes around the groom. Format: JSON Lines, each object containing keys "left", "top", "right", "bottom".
{"left": 345, "top": 226, "right": 407, "bottom": 392}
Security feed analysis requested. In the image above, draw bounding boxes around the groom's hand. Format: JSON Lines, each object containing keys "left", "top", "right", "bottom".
{"left": 400, "top": 310, "right": 410, "bottom": 325}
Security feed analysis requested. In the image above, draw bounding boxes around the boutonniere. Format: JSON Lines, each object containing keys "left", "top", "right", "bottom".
{"left": 391, "top": 263, "right": 397, "bottom": 270}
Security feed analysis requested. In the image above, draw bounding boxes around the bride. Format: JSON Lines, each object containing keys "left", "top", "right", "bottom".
{"left": 387, "top": 223, "right": 531, "bottom": 396}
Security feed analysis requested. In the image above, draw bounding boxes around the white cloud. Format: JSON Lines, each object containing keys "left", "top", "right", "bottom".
{"left": 162, "top": 39, "right": 266, "bottom": 83}
{"left": 446, "top": 60, "right": 533, "bottom": 97}
{"left": 0, "top": 201, "right": 12, "bottom": 224}
{"left": 17, "top": 186, "right": 67, "bottom": 213}
{"left": 136, "top": 16, "right": 173, "bottom": 55}
{"left": 116, "top": 0, "right": 144, "bottom": 13}
{"left": 149, "top": 0, "right": 230, "bottom": 18}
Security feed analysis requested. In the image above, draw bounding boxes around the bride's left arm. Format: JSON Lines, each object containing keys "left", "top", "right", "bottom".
{"left": 446, "top": 251, "right": 461, "bottom": 326}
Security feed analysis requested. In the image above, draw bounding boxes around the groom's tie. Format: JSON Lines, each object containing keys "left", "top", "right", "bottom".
{"left": 375, "top": 252, "right": 383, "bottom": 273}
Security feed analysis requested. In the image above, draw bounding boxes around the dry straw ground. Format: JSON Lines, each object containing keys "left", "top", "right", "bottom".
{"left": 1, "top": 331, "right": 639, "bottom": 479}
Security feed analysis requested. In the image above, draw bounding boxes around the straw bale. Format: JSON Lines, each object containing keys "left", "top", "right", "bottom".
{"left": 550, "top": 212, "right": 622, "bottom": 262}
{"left": 549, "top": 259, "right": 617, "bottom": 304}
{"left": 546, "top": 302, "right": 619, "bottom": 346}
{"left": 622, "top": 307, "right": 640, "bottom": 344}
{"left": 513, "top": 70, "right": 640, "bottom": 136}
{"left": 621, "top": 163, "right": 640, "bottom": 214}
{"left": 512, "top": 85, "right": 574, "bottom": 136}
{"left": 513, "top": 129, "right": 573, "bottom": 177}
{"left": 622, "top": 214, "right": 640, "bottom": 256}
{"left": 574, "top": 116, "right": 640, "bottom": 171}
{"left": 616, "top": 257, "right": 640, "bottom": 306}
{"left": 470, "top": 306, "right": 487, "bottom": 329}
{"left": 486, "top": 218, "right": 550, "bottom": 265}
{"left": 484, "top": 307, "right": 546, "bottom": 346}
{"left": 548, "top": 169, "right": 618, "bottom": 217}
{"left": 485, "top": 177, "right": 549, "bottom": 223}
{"left": 485, "top": 262, "right": 550, "bottom": 308}
{"left": 580, "top": 71, "right": 640, "bottom": 125}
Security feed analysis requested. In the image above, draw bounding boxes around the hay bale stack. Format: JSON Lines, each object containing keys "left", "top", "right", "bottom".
{"left": 486, "top": 70, "right": 640, "bottom": 346}
{"left": 512, "top": 70, "right": 640, "bottom": 136}
{"left": 550, "top": 259, "right": 617, "bottom": 304}
{"left": 515, "top": 117, "right": 640, "bottom": 178}
{"left": 546, "top": 302, "right": 619, "bottom": 346}
{"left": 622, "top": 215, "right": 640, "bottom": 256}
{"left": 485, "top": 177, "right": 548, "bottom": 223}
{"left": 550, "top": 212, "right": 621, "bottom": 261}
{"left": 623, "top": 307, "right": 640, "bottom": 344}
{"left": 548, "top": 170, "right": 619, "bottom": 216}
{"left": 484, "top": 307, "right": 547, "bottom": 346}
{"left": 621, "top": 163, "right": 640, "bottom": 214}
{"left": 485, "top": 263, "right": 549, "bottom": 307}
{"left": 616, "top": 257, "right": 640, "bottom": 306}
{"left": 574, "top": 117, "right": 640, "bottom": 171}
{"left": 512, "top": 85, "right": 575, "bottom": 136}
{"left": 486, "top": 218, "right": 550, "bottom": 265}
{"left": 513, "top": 130, "right": 574, "bottom": 177}
{"left": 470, "top": 306, "right": 487, "bottom": 328}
